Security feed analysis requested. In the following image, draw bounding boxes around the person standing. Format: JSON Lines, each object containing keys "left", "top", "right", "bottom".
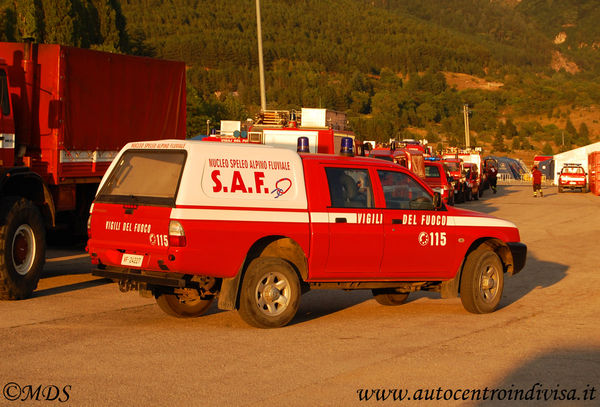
{"left": 532, "top": 165, "right": 543, "bottom": 197}
{"left": 487, "top": 164, "right": 498, "bottom": 194}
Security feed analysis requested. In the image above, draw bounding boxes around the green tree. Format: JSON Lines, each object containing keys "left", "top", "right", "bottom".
{"left": 90, "top": 0, "right": 128, "bottom": 52}
{"left": 565, "top": 118, "right": 577, "bottom": 137}
{"left": 41, "top": 0, "right": 75, "bottom": 45}
{"left": 504, "top": 118, "right": 518, "bottom": 139}
{"left": 542, "top": 142, "right": 553, "bottom": 155}
{"left": 577, "top": 122, "right": 590, "bottom": 145}
{"left": 492, "top": 132, "right": 506, "bottom": 152}
{"left": 511, "top": 136, "right": 521, "bottom": 151}
{"left": 14, "top": 0, "right": 43, "bottom": 41}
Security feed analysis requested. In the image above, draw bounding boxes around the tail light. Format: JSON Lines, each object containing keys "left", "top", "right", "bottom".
{"left": 168, "top": 220, "right": 187, "bottom": 247}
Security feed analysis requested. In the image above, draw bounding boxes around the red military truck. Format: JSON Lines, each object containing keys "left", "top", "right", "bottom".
{"left": 0, "top": 41, "right": 186, "bottom": 299}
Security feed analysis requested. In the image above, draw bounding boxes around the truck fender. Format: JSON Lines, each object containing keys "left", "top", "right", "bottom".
{"left": 447, "top": 238, "right": 512, "bottom": 299}
{"left": 42, "top": 183, "right": 56, "bottom": 228}
{"left": 0, "top": 169, "right": 56, "bottom": 228}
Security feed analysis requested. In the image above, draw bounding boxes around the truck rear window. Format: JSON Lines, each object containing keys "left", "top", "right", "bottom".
{"left": 425, "top": 165, "right": 440, "bottom": 178}
{"left": 96, "top": 150, "right": 186, "bottom": 206}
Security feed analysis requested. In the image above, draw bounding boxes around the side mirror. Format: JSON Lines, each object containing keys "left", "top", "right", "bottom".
{"left": 433, "top": 192, "right": 443, "bottom": 210}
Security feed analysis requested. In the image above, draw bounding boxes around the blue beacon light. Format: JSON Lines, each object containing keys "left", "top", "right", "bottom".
{"left": 297, "top": 136, "right": 310, "bottom": 153}
{"left": 340, "top": 137, "right": 354, "bottom": 156}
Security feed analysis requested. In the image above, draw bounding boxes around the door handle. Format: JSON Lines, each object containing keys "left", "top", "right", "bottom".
{"left": 335, "top": 217, "right": 347, "bottom": 223}
{"left": 392, "top": 219, "right": 402, "bottom": 224}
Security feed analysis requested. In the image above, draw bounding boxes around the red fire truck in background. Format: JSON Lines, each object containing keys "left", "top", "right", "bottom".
{"left": 202, "top": 108, "right": 355, "bottom": 155}
{"left": 442, "top": 148, "right": 484, "bottom": 201}
{"left": 0, "top": 41, "right": 186, "bottom": 299}
{"left": 369, "top": 142, "right": 426, "bottom": 179}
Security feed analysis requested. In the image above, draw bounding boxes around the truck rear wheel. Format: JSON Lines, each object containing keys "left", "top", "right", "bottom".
{"left": 238, "top": 257, "right": 301, "bottom": 328}
{"left": 0, "top": 197, "right": 46, "bottom": 300}
{"left": 156, "top": 288, "right": 214, "bottom": 318}
{"left": 460, "top": 246, "right": 504, "bottom": 314}
{"left": 372, "top": 289, "right": 409, "bottom": 306}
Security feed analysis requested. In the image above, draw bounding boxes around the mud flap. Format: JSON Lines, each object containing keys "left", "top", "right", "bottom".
{"left": 440, "top": 266, "right": 462, "bottom": 298}
{"left": 218, "top": 272, "right": 242, "bottom": 310}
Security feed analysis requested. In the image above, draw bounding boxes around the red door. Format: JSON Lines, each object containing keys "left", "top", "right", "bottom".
{"left": 321, "top": 166, "right": 384, "bottom": 279}
{"left": 375, "top": 169, "right": 456, "bottom": 279}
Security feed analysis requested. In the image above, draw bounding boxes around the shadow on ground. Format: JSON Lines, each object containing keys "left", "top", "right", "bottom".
{"left": 474, "top": 348, "right": 600, "bottom": 405}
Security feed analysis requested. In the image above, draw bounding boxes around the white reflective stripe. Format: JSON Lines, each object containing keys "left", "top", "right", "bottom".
{"left": 171, "top": 208, "right": 309, "bottom": 223}
{"left": 60, "top": 150, "right": 118, "bottom": 163}
{"left": 328, "top": 212, "right": 358, "bottom": 224}
{"left": 309, "top": 212, "right": 329, "bottom": 223}
{"left": 310, "top": 212, "right": 359, "bottom": 224}
{"left": 0, "top": 133, "right": 15, "bottom": 149}
{"left": 448, "top": 216, "right": 516, "bottom": 228}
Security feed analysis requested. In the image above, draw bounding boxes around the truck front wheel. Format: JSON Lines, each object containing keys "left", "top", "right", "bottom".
{"left": 460, "top": 246, "right": 504, "bottom": 314}
{"left": 155, "top": 288, "right": 214, "bottom": 317}
{"left": 238, "top": 257, "right": 301, "bottom": 328}
{"left": 0, "top": 197, "right": 46, "bottom": 300}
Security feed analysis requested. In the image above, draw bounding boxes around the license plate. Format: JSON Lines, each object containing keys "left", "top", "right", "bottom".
{"left": 121, "top": 254, "right": 144, "bottom": 267}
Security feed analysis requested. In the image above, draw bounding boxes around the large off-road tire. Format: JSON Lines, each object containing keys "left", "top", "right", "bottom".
{"left": 372, "top": 288, "right": 409, "bottom": 306}
{"left": 558, "top": 186, "right": 564, "bottom": 193}
{"left": 238, "top": 257, "right": 301, "bottom": 328}
{"left": 460, "top": 245, "right": 504, "bottom": 314}
{"left": 156, "top": 288, "right": 214, "bottom": 317}
{"left": 0, "top": 197, "right": 46, "bottom": 300}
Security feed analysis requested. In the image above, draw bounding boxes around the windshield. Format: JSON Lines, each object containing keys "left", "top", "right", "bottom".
{"left": 443, "top": 162, "right": 460, "bottom": 172}
{"left": 96, "top": 150, "right": 186, "bottom": 206}
{"left": 562, "top": 167, "right": 584, "bottom": 174}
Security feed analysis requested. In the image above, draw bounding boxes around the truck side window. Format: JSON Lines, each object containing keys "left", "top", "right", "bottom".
{"left": 325, "top": 167, "right": 373, "bottom": 208}
{"left": 0, "top": 70, "right": 9, "bottom": 116}
{"left": 377, "top": 170, "right": 434, "bottom": 210}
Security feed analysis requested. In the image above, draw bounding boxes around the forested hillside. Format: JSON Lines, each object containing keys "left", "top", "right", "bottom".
{"left": 1, "top": 0, "right": 599, "bottom": 157}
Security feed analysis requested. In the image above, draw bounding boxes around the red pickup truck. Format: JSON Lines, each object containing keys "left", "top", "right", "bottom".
{"left": 88, "top": 139, "right": 527, "bottom": 328}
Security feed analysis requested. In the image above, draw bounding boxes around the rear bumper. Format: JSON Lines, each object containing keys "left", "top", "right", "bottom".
{"left": 560, "top": 183, "right": 585, "bottom": 188}
{"left": 507, "top": 242, "right": 527, "bottom": 274}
